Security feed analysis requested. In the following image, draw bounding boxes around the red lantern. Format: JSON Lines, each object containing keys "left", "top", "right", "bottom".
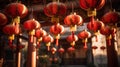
{"left": 58, "top": 47, "right": 64, "bottom": 54}
{"left": 92, "top": 46, "right": 98, "bottom": 50}
{"left": 23, "top": 19, "right": 40, "bottom": 43}
{"left": 78, "top": 30, "right": 91, "bottom": 39}
{"left": 66, "top": 34, "right": 78, "bottom": 47}
{"left": 51, "top": 47, "right": 57, "bottom": 54}
{"left": 78, "top": 30, "right": 91, "bottom": 48}
{"left": 79, "top": 0, "right": 105, "bottom": 10}
{"left": 50, "top": 23, "right": 64, "bottom": 46}
{"left": 100, "top": 26, "right": 112, "bottom": 36}
{"left": 43, "top": 35, "right": 54, "bottom": 51}
{"left": 87, "top": 18, "right": 104, "bottom": 42}
{"left": 43, "top": 35, "right": 54, "bottom": 43}
{"left": 50, "top": 23, "right": 64, "bottom": 35}
{"left": 35, "top": 28, "right": 47, "bottom": 48}
{"left": 23, "top": 19, "right": 40, "bottom": 31}
{"left": 5, "top": 3, "right": 28, "bottom": 18}
{"left": 35, "top": 28, "right": 47, "bottom": 38}
{"left": 68, "top": 47, "right": 75, "bottom": 52}
{"left": 64, "top": 13, "right": 83, "bottom": 31}
{"left": 79, "top": 0, "right": 105, "bottom": 17}
{"left": 100, "top": 26, "right": 116, "bottom": 46}
{"left": 44, "top": 2, "right": 67, "bottom": 17}
{"left": 101, "top": 11, "right": 120, "bottom": 25}
{"left": 0, "top": 13, "right": 8, "bottom": 26}
{"left": 3, "top": 24, "right": 20, "bottom": 46}
{"left": 87, "top": 19, "right": 103, "bottom": 32}
{"left": 3, "top": 24, "right": 20, "bottom": 35}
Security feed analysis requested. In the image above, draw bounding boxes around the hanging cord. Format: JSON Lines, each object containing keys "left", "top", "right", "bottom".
{"left": 43, "top": 0, "right": 46, "bottom": 6}
{"left": 109, "top": 0, "right": 113, "bottom": 10}
{"left": 71, "top": 3, "right": 74, "bottom": 14}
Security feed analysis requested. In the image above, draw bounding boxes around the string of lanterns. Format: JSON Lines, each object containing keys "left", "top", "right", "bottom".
{"left": 0, "top": 0, "right": 120, "bottom": 66}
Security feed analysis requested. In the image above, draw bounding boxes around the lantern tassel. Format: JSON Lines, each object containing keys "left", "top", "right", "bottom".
{"left": 107, "top": 35, "right": 112, "bottom": 46}
{"left": 47, "top": 46, "right": 50, "bottom": 51}
{"left": 29, "top": 35, "right": 34, "bottom": 43}
{"left": 56, "top": 38, "right": 59, "bottom": 46}
{"left": 91, "top": 16, "right": 94, "bottom": 25}
{"left": 46, "top": 42, "right": 51, "bottom": 51}
{"left": 84, "top": 42, "right": 87, "bottom": 49}
{"left": 82, "top": 38, "right": 88, "bottom": 49}
{"left": 55, "top": 34, "right": 60, "bottom": 46}
{"left": 37, "top": 38, "right": 42, "bottom": 48}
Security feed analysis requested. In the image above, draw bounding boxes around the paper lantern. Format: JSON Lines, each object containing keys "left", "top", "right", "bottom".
{"left": 66, "top": 34, "right": 78, "bottom": 47}
{"left": 101, "top": 11, "right": 120, "bottom": 25}
{"left": 3, "top": 24, "right": 20, "bottom": 35}
{"left": 23, "top": 19, "right": 40, "bottom": 31}
{"left": 5, "top": 3, "right": 28, "bottom": 18}
{"left": 87, "top": 18, "right": 104, "bottom": 42}
{"left": 87, "top": 19, "right": 103, "bottom": 32}
{"left": 43, "top": 35, "right": 54, "bottom": 51}
{"left": 35, "top": 28, "right": 47, "bottom": 38}
{"left": 50, "top": 23, "right": 64, "bottom": 46}
{"left": 78, "top": 30, "right": 91, "bottom": 48}
{"left": 51, "top": 47, "right": 57, "bottom": 54}
{"left": 23, "top": 19, "right": 40, "bottom": 43}
{"left": 79, "top": 0, "right": 105, "bottom": 10}
{"left": 100, "top": 26, "right": 116, "bottom": 46}
{"left": 79, "top": 0, "right": 105, "bottom": 16}
{"left": 44, "top": 2, "right": 67, "bottom": 17}
{"left": 50, "top": 23, "right": 64, "bottom": 35}
{"left": 100, "top": 26, "right": 112, "bottom": 36}
{"left": 35, "top": 28, "right": 47, "bottom": 48}
{"left": 58, "top": 47, "right": 65, "bottom": 54}
{"left": 68, "top": 47, "right": 75, "bottom": 52}
{"left": 64, "top": 13, "right": 83, "bottom": 31}
{"left": 0, "top": 13, "right": 8, "bottom": 26}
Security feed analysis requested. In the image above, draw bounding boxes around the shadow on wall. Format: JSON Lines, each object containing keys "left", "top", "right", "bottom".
{"left": 93, "top": 55, "right": 107, "bottom": 67}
